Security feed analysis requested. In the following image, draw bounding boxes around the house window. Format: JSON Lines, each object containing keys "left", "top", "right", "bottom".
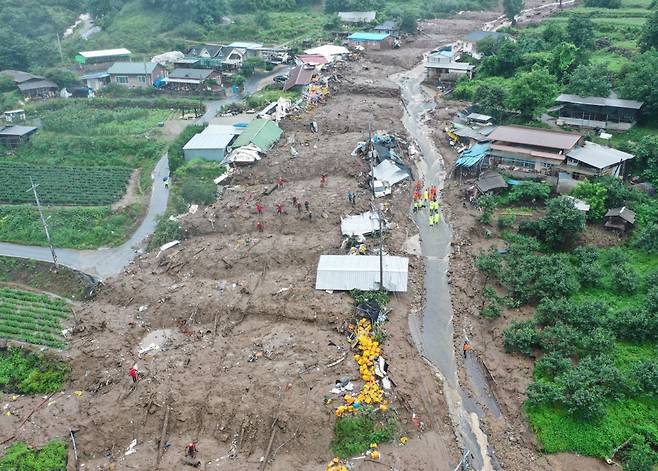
{"left": 116, "top": 76, "right": 128, "bottom": 84}
{"left": 501, "top": 157, "right": 534, "bottom": 169}
{"left": 542, "top": 162, "right": 555, "bottom": 168}
{"left": 138, "top": 75, "right": 147, "bottom": 83}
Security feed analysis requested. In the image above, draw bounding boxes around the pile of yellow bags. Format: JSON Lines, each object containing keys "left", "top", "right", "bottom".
{"left": 335, "top": 318, "right": 388, "bottom": 417}
{"left": 325, "top": 458, "right": 348, "bottom": 471}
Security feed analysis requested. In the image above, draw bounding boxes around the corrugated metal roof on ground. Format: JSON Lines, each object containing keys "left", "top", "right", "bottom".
{"left": 489, "top": 125, "right": 582, "bottom": 150}
{"left": 341, "top": 211, "right": 384, "bottom": 237}
{"left": 566, "top": 141, "right": 634, "bottom": 169}
{"left": 348, "top": 32, "right": 390, "bottom": 41}
{"left": 233, "top": 119, "right": 283, "bottom": 151}
{"left": 476, "top": 170, "right": 507, "bottom": 193}
{"left": 283, "top": 65, "right": 315, "bottom": 91}
{"left": 315, "top": 255, "right": 409, "bottom": 292}
{"left": 556, "top": 94, "right": 643, "bottom": 110}
{"left": 372, "top": 159, "right": 411, "bottom": 185}
{"left": 456, "top": 143, "right": 490, "bottom": 168}
{"left": 605, "top": 207, "right": 635, "bottom": 223}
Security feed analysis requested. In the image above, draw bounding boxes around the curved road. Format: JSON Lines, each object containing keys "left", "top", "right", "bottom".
{"left": 393, "top": 61, "right": 499, "bottom": 470}
{"left": 0, "top": 67, "right": 288, "bottom": 279}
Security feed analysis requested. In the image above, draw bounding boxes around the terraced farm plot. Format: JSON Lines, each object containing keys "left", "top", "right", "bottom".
{"left": 0, "top": 287, "right": 70, "bottom": 348}
{"left": 0, "top": 163, "right": 132, "bottom": 205}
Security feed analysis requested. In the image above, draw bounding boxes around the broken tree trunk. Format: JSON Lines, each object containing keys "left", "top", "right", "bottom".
{"left": 260, "top": 417, "right": 278, "bottom": 470}
{"left": 156, "top": 400, "right": 170, "bottom": 466}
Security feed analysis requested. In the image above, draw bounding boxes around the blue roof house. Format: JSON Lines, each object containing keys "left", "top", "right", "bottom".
{"left": 347, "top": 32, "right": 394, "bottom": 50}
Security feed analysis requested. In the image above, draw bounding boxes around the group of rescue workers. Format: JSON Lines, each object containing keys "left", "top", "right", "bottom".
{"left": 412, "top": 180, "right": 441, "bottom": 227}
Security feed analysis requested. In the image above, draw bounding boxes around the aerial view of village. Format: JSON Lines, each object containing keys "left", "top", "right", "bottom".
{"left": 0, "top": 0, "right": 657, "bottom": 469}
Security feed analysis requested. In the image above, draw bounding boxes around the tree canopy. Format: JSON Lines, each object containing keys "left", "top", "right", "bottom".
{"left": 503, "top": 0, "right": 524, "bottom": 24}
{"left": 564, "top": 63, "right": 611, "bottom": 97}
{"left": 566, "top": 16, "right": 595, "bottom": 49}
{"left": 508, "top": 67, "right": 560, "bottom": 119}
{"left": 618, "top": 50, "right": 658, "bottom": 115}
{"left": 639, "top": 10, "right": 658, "bottom": 53}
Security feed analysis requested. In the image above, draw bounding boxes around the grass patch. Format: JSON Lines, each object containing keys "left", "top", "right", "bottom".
{"left": 0, "top": 204, "right": 142, "bottom": 249}
{"left": 0, "top": 347, "right": 70, "bottom": 394}
{"left": 350, "top": 290, "right": 391, "bottom": 307}
{"left": 331, "top": 412, "right": 396, "bottom": 459}
{"left": 0, "top": 439, "right": 68, "bottom": 470}
{"left": 0, "top": 256, "right": 94, "bottom": 300}
{"left": 245, "top": 88, "right": 301, "bottom": 109}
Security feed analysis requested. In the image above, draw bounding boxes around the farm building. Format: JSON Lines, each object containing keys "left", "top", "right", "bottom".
{"left": 458, "top": 31, "right": 505, "bottom": 59}
{"left": 373, "top": 20, "right": 399, "bottom": 36}
{"left": 80, "top": 71, "right": 110, "bottom": 91}
{"left": 283, "top": 65, "right": 316, "bottom": 91}
{"left": 425, "top": 61, "right": 475, "bottom": 81}
{"left": 0, "top": 70, "right": 58, "bottom": 98}
{"left": 75, "top": 48, "right": 132, "bottom": 65}
{"left": 347, "top": 32, "right": 394, "bottom": 50}
{"left": 555, "top": 94, "right": 644, "bottom": 131}
{"left": 565, "top": 142, "right": 634, "bottom": 178}
{"left": 183, "top": 125, "right": 242, "bottom": 162}
{"left": 0, "top": 125, "right": 38, "bottom": 147}
{"left": 107, "top": 62, "right": 166, "bottom": 88}
{"left": 315, "top": 255, "right": 409, "bottom": 292}
{"left": 165, "top": 68, "right": 222, "bottom": 92}
{"left": 232, "top": 119, "right": 283, "bottom": 151}
{"left": 488, "top": 125, "right": 583, "bottom": 173}
{"left": 3, "top": 109, "right": 25, "bottom": 122}
{"left": 338, "top": 11, "right": 377, "bottom": 23}
{"left": 604, "top": 207, "right": 635, "bottom": 232}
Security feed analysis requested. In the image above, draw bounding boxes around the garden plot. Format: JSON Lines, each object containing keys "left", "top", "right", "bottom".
{"left": 0, "top": 287, "right": 71, "bottom": 348}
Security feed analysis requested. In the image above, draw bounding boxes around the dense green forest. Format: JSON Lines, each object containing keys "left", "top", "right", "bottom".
{"left": 2, "top": 0, "right": 495, "bottom": 71}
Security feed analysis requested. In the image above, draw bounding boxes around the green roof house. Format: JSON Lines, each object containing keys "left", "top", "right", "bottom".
{"left": 233, "top": 119, "right": 283, "bottom": 151}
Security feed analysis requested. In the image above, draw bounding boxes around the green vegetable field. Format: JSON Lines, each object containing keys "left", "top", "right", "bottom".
{"left": 0, "top": 287, "right": 71, "bottom": 348}
{"left": 0, "top": 163, "right": 132, "bottom": 205}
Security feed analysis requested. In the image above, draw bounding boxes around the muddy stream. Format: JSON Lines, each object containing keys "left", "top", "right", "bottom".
{"left": 392, "top": 60, "right": 501, "bottom": 470}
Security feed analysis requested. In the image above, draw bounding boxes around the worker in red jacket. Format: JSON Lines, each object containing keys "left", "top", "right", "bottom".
{"left": 185, "top": 442, "right": 198, "bottom": 458}
{"left": 255, "top": 202, "right": 263, "bottom": 215}
{"left": 129, "top": 366, "right": 138, "bottom": 383}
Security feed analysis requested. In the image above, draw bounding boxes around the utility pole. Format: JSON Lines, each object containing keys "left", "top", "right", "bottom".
{"left": 56, "top": 33, "right": 64, "bottom": 64}
{"left": 27, "top": 177, "right": 59, "bottom": 270}
{"left": 368, "top": 122, "right": 376, "bottom": 198}
{"left": 371, "top": 202, "right": 384, "bottom": 291}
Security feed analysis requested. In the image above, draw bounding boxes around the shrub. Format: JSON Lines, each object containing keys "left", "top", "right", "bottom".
{"left": 497, "top": 214, "right": 516, "bottom": 229}
{"left": 331, "top": 412, "right": 396, "bottom": 458}
{"left": 505, "top": 182, "right": 551, "bottom": 205}
{"left": 504, "top": 320, "right": 541, "bottom": 356}
{"left": 535, "top": 197, "right": 586, "bottom": 250}
{"left": 534, "top": 352, "right": 572, "bottom": 380}
{"left": 0, "top": 440, "right": 68, "bottom": 470}
{"left": 180, "top": 179, "right": 216, "bottom": 205}
{"left": 148, "top": 217, "right": 182, "bottom": 251}
{"left": 475, "top": 248, "right": 502, "bottom": 281}
{"left": 611, "top": 264, "right": 641, "bottom": 294}
{"left": 647, "top": 287, "right": 658, "bottom": 314}
{"left": 540, "top": 322, "right": 581, "bottom": 356}
{"left": 526, "top": 380, "right": 565, "bottom": 407}
{"left": 623, "top": 436, "right": 658, "bottom": 471}
{"left": 611, "top": 307, "right": 658, "bottom": 342}
{"left": 0, "top": 348, "right": 69, "bottom": 394}
{"left": 481, "top": 303, "right": 502, "bottom": 319}
{"left": 350, "top": 289, "right": 390, "bottom": 307}
{"left": 633, "top": 223, "right": 658, "bottom": 253}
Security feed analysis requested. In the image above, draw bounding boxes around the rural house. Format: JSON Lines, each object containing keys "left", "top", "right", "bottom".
{"left": 0, "top": 125, "right": 38, "bottom": 147}
{"left": 488, "top": 125, "right": 583, "bottom": 172}
{"left": 80, "top": 71, "right": 110, "bottom": 91}
{"left": 373, "top": 20, "right": 399, "bottom": 36}
{"left": 183, "top": 125, "right": 242, "bottom": 162}
{"left": 166, "top": 68, "right": 222, "bottom": 92}
{"left": 0, "top": 70, "right": 58, "bottom": 98}
{"left": 347, "top": 32, "right": 394, "bottom": 50}
{"left": 232, "top": 119, "right": 283, "bottom": 151}
{"left": 338, "top": 11, "right": 377, "bottom": 23}
{"left": 283, "top": 65, "right": 316, "bottom": 91}
{"left": 187, "top": 44, "right": 223, "bottom": 58}
{"left": 565, "top": 141, "right": 634, "bottom": 178}
{"left": 459, "top": 31, "right": 505, "bottom": 59}
{"left": 604, "top": 207, "right": 635, "bottom": 232}
{"left": 425, "top": 57, "right": 474, "bottom": 81}
{"left": 107, "top": 62, "right": 166, "bottom": 87}
{"left": 555, "top": 94, "right": 644, "bottom": 131}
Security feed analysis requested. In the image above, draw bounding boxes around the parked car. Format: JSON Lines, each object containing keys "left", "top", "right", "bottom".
{"left": 272, "top": 75, "right": 288, "bottom": 83}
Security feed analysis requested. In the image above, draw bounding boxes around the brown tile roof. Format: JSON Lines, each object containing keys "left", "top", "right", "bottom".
{"left": 283, "top": 65, "right": 315, "bottom": 91}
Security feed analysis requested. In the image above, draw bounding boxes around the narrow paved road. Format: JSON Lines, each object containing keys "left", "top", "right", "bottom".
{"left": 393, "top": 61, "right": 499, "bottom": 471}
{"left": 0, "top": 66, "right": 290, "bottom": 279}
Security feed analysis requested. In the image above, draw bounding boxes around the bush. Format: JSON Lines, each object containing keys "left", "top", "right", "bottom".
{"left": 331, "top": 412, "right": 396, "bottom": 458}
{"left": 534, "top": 352, "right": 572, "bottom": 380}
{"left": 481, "top": 303, "right": 503, "bottom": 318}
{"left": 147, "top": 217, "right": 182, "bottom": 251}
{"left": 504, "top": 182, "right": 551, "bottom": 205}
{"left": 504, "top": 320, "right": 541, "bottom": 356}
{"left": 179, "top": 179, "right": 216, "bottom": 205}
{"left": 533, "top": 197, "right": 586, "bottom": 250}
{"left": 611, "top": 307, "right": 658, "bottom": 342}
{"left": 168, "top": 125, "right": 205, "bottom": 174}
{"left": 0, "top": 440, "right": 68, "bottom": 471}
{"left": 623, "top": 436, "right": 658, "bottom": 471}
{"left": 0, "top": 348, "right": 70, "bottom": 394}
{"left": 611, "top": 264, "right": 641, "bottom": 294}
{"left": 633, "top": 223, "right": 658, "bottom": 253}
{"left": 497, "top": 214, "right": 516, "bottom": 229}
{"left": 526, "top": 380, "right": 565, "bottom": 407}
{"left": 475, "top": 247, "right": 502, "bottom": 280}
{"left": 350, "top": 289, "right": 390, "bottom": 307}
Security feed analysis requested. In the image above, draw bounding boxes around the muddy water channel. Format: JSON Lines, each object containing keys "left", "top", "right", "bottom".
{"left": 392, "top": 61, "right": 500, "bottom": 470}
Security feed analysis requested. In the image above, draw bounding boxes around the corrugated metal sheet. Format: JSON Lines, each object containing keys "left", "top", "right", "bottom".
{"left": 566, "top": 141, "right": 634, "bottom": 169}
{"left": 348, "top": 32, "right": 390, "bottom": 41}
{"left": 489, "top": 125, "right": 581, "bottom": 150}
{"left": 338, "top": 11, "right": 377, "bottom": 22}
{"left": 315, "top": 255, "right": 409, "bottom": 292}
{"left": 233, "top": 119, "right": 283, "bottom": 151}
{"left": 372, "top": 159, "right": 411, "bottom": 186}
{"left": 556, "top": 94, "right": 643, "bottom": 110}
{"left": 341, "top": 211, "right": 384, "bottom": 237}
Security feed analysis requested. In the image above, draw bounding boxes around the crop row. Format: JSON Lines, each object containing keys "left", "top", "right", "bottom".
{"left": 0, "top": 288, "right": 70, "bottom": 348}
{"left": 0, "top": 163, "right": 132, "bottom": 205}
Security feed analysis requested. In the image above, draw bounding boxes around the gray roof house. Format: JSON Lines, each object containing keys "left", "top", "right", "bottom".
{"left": 604, "top": 207, "right": 635, "bottom": 232}
{"left": 338, "top": 11, "right": 377, "bottom": 23}
{"left": 373, "top": 20, "right": 399, "bottom": 36}
{"left": 187, "top": 44, "right": 223, "bottom": 58}
{"left": 107, "top": 62, "right": 166, "bottom": 87}
{"left": 556, "top": 94, "right": 644, "bottom": 131}
{"left": 565, "top": 141, "right": 634, "bottom": 178}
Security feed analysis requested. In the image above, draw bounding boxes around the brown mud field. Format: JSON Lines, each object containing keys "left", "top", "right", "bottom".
{"left": 1, "top": 3, "right": 609, "bottom": 471}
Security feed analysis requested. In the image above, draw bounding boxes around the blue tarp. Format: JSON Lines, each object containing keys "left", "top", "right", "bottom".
{"left": 507, "top": 179, "right": 522, "bottom": 186}
{"left": 456, "top": 143, "right": 490, "bottom": 168}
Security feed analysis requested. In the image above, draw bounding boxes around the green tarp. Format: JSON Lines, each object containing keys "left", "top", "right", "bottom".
{"left": 233, "top": 119, "right": 283, "bottom": 151}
